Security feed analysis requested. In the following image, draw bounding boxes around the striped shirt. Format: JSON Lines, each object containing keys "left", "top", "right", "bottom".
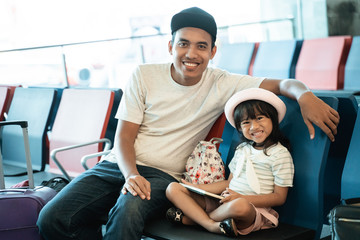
{"left": 228, "top": 142, "right": 294, "bottom": 195}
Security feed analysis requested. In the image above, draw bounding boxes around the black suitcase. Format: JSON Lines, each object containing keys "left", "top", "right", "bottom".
{"left": 0, "top": 120, "right": 57, "bottom": 240}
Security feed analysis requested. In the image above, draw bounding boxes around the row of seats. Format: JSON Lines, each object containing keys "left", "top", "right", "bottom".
{"left": 0, "top": 85, "right": 122, "bottom": 182}
{"left": 213, "top": 35, "right": 360, "bottom": 92}
{"left": 2, "top": 85, "right": 358, "bottom": 240}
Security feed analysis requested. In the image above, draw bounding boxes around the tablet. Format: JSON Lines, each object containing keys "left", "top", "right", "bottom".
{"left": 180, "top": 183, "right": 224, "bottom": 200}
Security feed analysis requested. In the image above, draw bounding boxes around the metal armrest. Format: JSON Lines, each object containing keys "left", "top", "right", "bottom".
{"left": 80, "top": 149, "right": 111, "bottom": 171}
{"left": 50, "top": 138, "right": 112, "bottom": 182}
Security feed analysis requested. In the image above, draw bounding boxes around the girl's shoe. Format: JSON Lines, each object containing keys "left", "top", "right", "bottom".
{"left": 166, "top": 207, "right": 184, "bottom": 224}
{"left": 219, "top": 218, "right": 238, "bottom": 237}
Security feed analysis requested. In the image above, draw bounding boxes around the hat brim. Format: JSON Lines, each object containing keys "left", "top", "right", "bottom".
{"left": 224, "top": 88, "right": 286, "bottom": 129}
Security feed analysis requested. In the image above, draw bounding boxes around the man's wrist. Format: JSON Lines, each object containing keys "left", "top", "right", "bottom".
{"left": 125, "top": 173, "right": 141, "bottom": 181}
{"left": 297, "top": 90, "right": 313, "bottom": 102}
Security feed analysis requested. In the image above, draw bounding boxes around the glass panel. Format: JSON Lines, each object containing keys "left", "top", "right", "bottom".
{"left": 0, "top": 47, "right": 66, "bottom": 87}
{"left": 63, "top": 39, "right": 143, "bottom": 89}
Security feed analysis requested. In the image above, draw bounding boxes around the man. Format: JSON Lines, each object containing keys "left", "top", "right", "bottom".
{"left": 37, "top": 7, "right": 339, "bottom": 240}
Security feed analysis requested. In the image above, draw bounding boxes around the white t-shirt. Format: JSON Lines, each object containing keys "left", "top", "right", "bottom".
{"left": 104, "top": 63, "right": 264, "bottom": 179}
{"left": 228, "top": 143, "right": 294, "bottom": 195}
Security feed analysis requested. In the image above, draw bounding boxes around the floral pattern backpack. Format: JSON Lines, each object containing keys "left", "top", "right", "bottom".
{"left": 183, "top": 137, "right": 226, "bottom": 184}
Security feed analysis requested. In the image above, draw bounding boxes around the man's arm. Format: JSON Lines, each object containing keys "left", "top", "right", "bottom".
{"left": 113, "top": 120, "right": 151, "bottom": 200}
{"left": 259, "top": 78, "right": 340, "bottom": 142}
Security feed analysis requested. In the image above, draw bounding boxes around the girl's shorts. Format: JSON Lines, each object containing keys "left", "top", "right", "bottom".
{"left": 204, "top": 197, "right": 279, "bottom": 235}
{"left": 237, "top": 205, "right": 278, "bottom": 235}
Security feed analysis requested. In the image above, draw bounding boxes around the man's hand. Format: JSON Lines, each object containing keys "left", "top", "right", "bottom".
{"left": 298, "top": 91, "right": 340, "bottom": 142}
{"left": 122, "top": 174, "right": 151, "bottom": 200}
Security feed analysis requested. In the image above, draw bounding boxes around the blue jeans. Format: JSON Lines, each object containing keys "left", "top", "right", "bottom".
{"left": 37, "top": 161, "right": 177, "bottom": 240}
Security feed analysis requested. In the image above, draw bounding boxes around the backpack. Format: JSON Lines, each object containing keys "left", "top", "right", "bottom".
{"left": 40, "top": 177, "right": 69, "bottom": 192}
{"left": 183, "top": 137, "right": 226, "bottom": 184}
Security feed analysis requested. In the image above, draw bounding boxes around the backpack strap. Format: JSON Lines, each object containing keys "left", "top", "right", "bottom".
{"left": 257, "top": 208, "right": 279, "bottom": 227}
{"left": 210, "top": 137, "right": 223, "bottom": 145}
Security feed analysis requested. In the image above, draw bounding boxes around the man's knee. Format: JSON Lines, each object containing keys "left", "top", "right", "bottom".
{"left": 37, "top": 202, "right": 60, "bottom": 237}
{"left": 116, "top": 194, "right": 145, "bottom": 216}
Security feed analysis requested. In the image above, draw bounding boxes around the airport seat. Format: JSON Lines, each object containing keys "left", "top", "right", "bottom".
{"left": 143, "top": 96, "right": 338, "bottom": 240}
{"left": 205, "top": 113, "right": 226, "bottom": 142}
{"left": 0, "top": 84, "right": 21, "bottom": 119}
{"left": 0, "top": 87, "right": 10, "bottom": 121}
{"left": 103, "top": 88, "right": 123, "bottom": 143}
{"left": 341, "top": 109, "right": 360, "bottom": 200}
{"left": 295, "top": 36, "right": 352, "bottom": 90}
{"left": 48, "top": 88, "right": 114, "bottom": 180}
{"left": 313, "top": 92, "right": 358, "bottom": 222}
{"left": 252, "top": 40, "right": 302, "bottom": 79}
{"left": 39, "top": 87, "right": 67, "bottom": 133}
{"left": 1, "top": 87, "right": 56, "bottom": 174}
{"left": 324, "top": 108, "right": 360, "bottom": 238}
{"left": 344, "top": 36, "right": 360, "bottom": 91}
{"left": 213, "top": 42, "right": 258, "bottom": 75}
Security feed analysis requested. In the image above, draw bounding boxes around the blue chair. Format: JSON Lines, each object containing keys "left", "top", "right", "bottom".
{"left": 252, "top": 40, "right": 302, "bottom": 79}
{"left": 28, "top": 86, "right": 68, "bottom": 138}
{"left": 143, "top": 96, "right": 338, "bottom": 240}
{"left": 312, "top": 92, "right": 358, "bottom": 222}
{"left": 275, "top": 96, "right": 338, "bottom": 240}
{"left": 341, "top": 109, "right": 360, "bottom": 200}
{"left": 213, "top": 42, "right": 257, "bottom": 75}
{"left": 344, "top": 36, "right": 360, "bottom": 91}
{"left": 325, "top": 107, "right": 360, "bottom": 239}
{"left": 1, "top": 88, "right": 56, "bottom": 174}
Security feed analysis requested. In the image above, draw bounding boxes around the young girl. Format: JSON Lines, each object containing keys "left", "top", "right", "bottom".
{"left": 165, "top": 88, "right": 294, "bottom": 237}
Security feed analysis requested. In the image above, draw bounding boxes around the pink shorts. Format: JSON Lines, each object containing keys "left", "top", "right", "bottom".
{"left": 204, "top": 197, "right": 279, "bottom": 235}
{"left": 237, "top": 205, "right": 278, "bottom": 235}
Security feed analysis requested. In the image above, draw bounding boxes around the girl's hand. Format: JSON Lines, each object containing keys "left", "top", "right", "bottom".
{"left": 220, "top": 188, "right": 241, "bottom": 204}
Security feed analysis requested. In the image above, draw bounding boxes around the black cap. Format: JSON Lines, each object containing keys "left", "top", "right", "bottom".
{"left": 171, "top": 7, "right": 217, "bottom": 43}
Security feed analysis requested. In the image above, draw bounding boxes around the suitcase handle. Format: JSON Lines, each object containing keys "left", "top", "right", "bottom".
{"left": 0, "top": 189, "right": 28, "bottom": 194}
{"left": 0, "top": 120, "right": 28, "bottom": 128}
{"left": 0, "top": 120, "right": 35, "bottom": 189}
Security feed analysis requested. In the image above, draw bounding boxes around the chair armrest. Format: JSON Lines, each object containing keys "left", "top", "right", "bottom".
{"left": 80, "top": 149, "right": 111, "bottom": 170}
{"left": 50, "top": 138, "right": 112, "bottom": 182}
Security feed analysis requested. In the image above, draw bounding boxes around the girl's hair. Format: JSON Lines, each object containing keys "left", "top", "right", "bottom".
{"left": 233, "top": 100, "right": 291, "bottom": 154}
